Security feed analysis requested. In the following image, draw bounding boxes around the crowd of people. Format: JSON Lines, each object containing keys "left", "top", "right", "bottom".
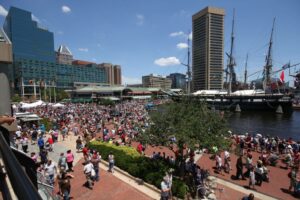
{"left": 5, "top": 98, "right": 300, "bottom": 199}
{"left": 11, "top": 100, "right": 164, "bottom": 199}
{"left": 210, "top": 133, "right": 300, "bottom": 195}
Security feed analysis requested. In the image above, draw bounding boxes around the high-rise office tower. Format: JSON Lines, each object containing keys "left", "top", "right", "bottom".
{"left": 3, "top": 7, "right": 55, "bottom": 62}
{"left": 192, "top": 7, "right": 225, "bottom": 91}
{"left": 113, "top": 65, "right": 122, "bottom": 85}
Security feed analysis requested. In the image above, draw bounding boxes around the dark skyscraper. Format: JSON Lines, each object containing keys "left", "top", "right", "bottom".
{"left": 192, "top": 7, "right": 225, "bottom": 91}
{"left": 167, "top": 73, "right": 186, "bottom": 90}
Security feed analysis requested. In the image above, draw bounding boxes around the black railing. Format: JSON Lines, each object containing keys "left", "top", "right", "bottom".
{"left": 0, "top": 126, "right": 42, "bottom": 200}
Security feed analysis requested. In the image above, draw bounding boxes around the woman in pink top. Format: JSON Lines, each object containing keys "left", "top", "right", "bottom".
{"left": 66, "top": 150, "right": 74, "bottom": 172}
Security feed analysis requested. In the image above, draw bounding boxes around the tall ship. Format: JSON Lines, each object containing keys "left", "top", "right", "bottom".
{"left": 177, "top": 12, "right": 296, "bottom": 113}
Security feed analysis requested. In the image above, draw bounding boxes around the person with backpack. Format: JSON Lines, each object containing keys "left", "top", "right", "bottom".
{"left": 38, "top": 136, "right": 44, "bottom": 151}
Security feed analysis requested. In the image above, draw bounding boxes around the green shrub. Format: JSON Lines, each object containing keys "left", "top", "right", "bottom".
{"left": 172, "top": 178, "right": 188, "bottom": 199}
{"left": 88, "top": 141, "right": 187, "bottom": 198}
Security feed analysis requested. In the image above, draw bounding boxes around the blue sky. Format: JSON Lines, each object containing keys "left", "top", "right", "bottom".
{"left": 0, "top": 0, "right": 300, "bottom": 85}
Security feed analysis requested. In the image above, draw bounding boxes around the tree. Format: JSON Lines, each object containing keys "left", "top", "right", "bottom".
{"left": 11, "top": 94, "right": 22, "bottom": 102}
{"left": 55, "top": 89, "right": 69, "bottom": 101}
{"left": 137, "top": 97, "right": 230, "bottom": 177}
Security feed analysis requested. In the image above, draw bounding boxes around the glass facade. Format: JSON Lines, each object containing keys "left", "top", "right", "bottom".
{"left": 2, "top": 7, "right": 108, "bottom": 93}
{"left": 14, "top": 58, "right": 106, "bottom": 89}
{"left": 4, "top": 7, "right": 55, "bottom": 62}
{"left": 167, "top": 73, "right": 186, "bottom": 90}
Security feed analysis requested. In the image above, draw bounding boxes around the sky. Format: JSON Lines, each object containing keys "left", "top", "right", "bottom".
{"left": 0, "top": 0, "right": 300, "bottom": 85}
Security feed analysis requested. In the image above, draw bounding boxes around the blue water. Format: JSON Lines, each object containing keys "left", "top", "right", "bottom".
{"left": 226, "top": 110, "right": 300, "bottom": 140}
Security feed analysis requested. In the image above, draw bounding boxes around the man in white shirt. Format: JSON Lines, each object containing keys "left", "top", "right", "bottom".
{"left": 83, "top": 161, "right": 94, "bottom": 189}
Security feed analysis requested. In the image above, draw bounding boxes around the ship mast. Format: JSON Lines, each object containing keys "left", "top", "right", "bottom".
{"left": 227, "top": 9, "right": 236, "bottom": 94}
{"left": 187, "top": 35, "right": 191, "bottom": 95}
{"left": 263, "top": 18, "right": 275, "bottom": 91}
{"left": 244, "top": 54, "right": 248, "bottom": 85}
{"left": 182, "top": 32, "right": 191, "bottom": 95}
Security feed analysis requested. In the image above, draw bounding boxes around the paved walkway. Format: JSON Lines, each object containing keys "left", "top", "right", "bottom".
{"left": 197, "top": 151, "right": 298, "bottom": 200}
{"left": 23, "top": 131, "right": 293, "bottom": 200}
{"left": 25, "top": 133, "right": 158, "bottom": 200}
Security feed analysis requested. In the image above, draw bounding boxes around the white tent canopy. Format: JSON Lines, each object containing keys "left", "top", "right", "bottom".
{"left": 52, "top": 103, "right": 65, "bottom": 108}
{"left": 21, "top": 100, "right": 45, "bottom": 109}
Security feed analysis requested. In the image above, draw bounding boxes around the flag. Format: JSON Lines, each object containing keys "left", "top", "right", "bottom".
{"left": 280, "top": 71, "right": 285, "bottom": 83}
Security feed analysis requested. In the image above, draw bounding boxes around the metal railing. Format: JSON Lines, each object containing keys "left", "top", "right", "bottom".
{"left": 0, "top": 126, "right": 42, "bottom": 200}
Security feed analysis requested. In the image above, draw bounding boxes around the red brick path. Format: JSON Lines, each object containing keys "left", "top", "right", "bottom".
{"left": 197, "top": 151, "right": 297, "bottom": 200}
{"left": 58, "top": 159, "right": 152, "bottom": 200}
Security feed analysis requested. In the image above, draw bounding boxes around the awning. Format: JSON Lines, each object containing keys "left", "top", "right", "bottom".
{"left": 19, "top": 117, "right": 42, "bottom": 122}
{"left": 132, "top": 96, "right": 152, "bottom": 99}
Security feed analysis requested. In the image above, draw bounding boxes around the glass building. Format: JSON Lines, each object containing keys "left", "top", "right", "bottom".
{"left": 3, "top": 7, "right": 55, "bottom": 62}
{"left": 2, "top": 7, "right": 107, "bottom": 96}
{"left": 167, "top": 73, "right": 186, "bottom": 90}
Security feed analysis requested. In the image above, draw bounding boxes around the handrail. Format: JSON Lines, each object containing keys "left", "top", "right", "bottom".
{"left": 0, "top": 126, "right": 42, "bottom": 200}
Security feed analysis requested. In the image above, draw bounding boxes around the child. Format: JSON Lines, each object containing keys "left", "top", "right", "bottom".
{"left": 249, "top": 167, "right": 256, "bottom": 190}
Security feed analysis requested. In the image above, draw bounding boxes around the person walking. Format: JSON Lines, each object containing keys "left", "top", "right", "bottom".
{"left": 58, "top": 171, "right": 74, "bottom": 200}
{"left": 108, "top": 152, "right": 115, "bottom": 173}
{"left": 236, "top": 155, "right": 245, "bottom": 180}
{"left": 20, "top": 135, "right": 29, "bottom": 153}
{"left": 83, "top": 160, "right": 94, "bottom": 189}
{"left": 38, "top": 136, "right": 44, "bottom": 151}
{"left": 58, "top": 153, "right": 67, "bottom": 171}
{"left": 91, "top": 151, "right": 101, "bottom": 181}
{"left": 44, "top": 160, "right": 57, "bottom": 186}
{"left": 289, "top": 166, "right": 299, "bottom": 193}
{"left": 244, "top": 154, "right": 253, "bottom": 178}
{"left": 76, "top": 136, "right": 83, "bottom": 152}
{"left": 66, "top": 150, "right": 74, "bottom": 172}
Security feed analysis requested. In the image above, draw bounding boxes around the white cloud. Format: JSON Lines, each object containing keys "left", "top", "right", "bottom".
{"left": 0, "top": 5, "right": 8, "bottom": 17}
{"left": 57, "top": 31, "right": 64, "bottom": 35}
{"left": 169, "top": 31, "right": 192, "bottom": 40}
{"left": 154, "top": 57, "right": 180, "bottom": 67}
{"left": 31, "top": 14, "right": 40, "bottom": 23}
{"left": 188, "top": 32, "right": 193, "bottom": 40}
{"left": 97, "top": 43, "right": 101, "bottom": 47}
{"left": 177, "top": 43, "right": 188, "bottom": 49}
{"left": 169, "top": 31, "right": 185, "bottom": 37}
{"left": 136, "top": 14, "right": 144, "bottom": 26}
{"left": 122, "top": 76, "right": 142, "bottom": 85}
{"left": 78, "top": 48, "right": 88, "bottom": 52}
{"left": 62, "top": 5, "right": 71, "bottom": 13}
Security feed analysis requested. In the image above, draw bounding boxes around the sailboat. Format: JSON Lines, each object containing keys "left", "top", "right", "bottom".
{"left": 189, "top": 13, "right": 294, "bottom": 113}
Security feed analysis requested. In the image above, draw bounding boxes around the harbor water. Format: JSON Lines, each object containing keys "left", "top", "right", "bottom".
{"left": 226, "top": 110, "right": 300, "bottom": 140}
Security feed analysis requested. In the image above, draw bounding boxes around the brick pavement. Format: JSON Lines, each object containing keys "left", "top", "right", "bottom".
{"left": 197, "top": 151, "right": 298, "bottom": 200}
{"left": 63, "top": 159, "right": 153, "bottom": 200}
